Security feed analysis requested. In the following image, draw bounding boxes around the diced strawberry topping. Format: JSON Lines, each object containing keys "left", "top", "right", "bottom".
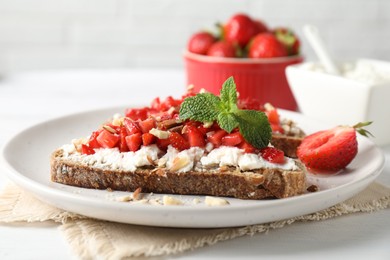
{"left": 266, "top": 109, "right": 280, "bottom": 125}
{"left": 156, "top": 137, "right": 171, "bottom": 151}
{"left": 81, "top": 144, "right": 95, "bottom": 155}
{"left": 142, "top": 133, "right": 155, "bottom": 146}
{"left": 97, "top": 130, "right": 120, "bottom": 148}
{"left": 260, "top": 147, "right": 285, "bottom": 164}
{"left": 187, "top": 125, "right": 206, "bottom": 148}
{"left": 221, "top": 132, "right": 244, "bottom": 146}
{"left": 239, "top": 141, "right": 256, "bottom": 154}
{"left": 169, "top": 132, "right": 190, "bottom": 151}
{"left": 125, "top": 107, "right": 149, "bottom": 121}
{"left": 207, "top": 129, "right": 227, "bottom": 147}
{"left": 138, "top": 118, "right": 156, "bottom": 133}
{"left": 88, "top": 130, "right": 102, "bottom": 149}
{"left": 123, "top": 118, "right": 141, "bottom": 135}
{"left": 118, "top": 126, "right": 129, "bottom": 152}
{"left": 125, "top": 133, "right": 142, "bottom": 152}
{"left": 271, "top": 124, "right": 284, "bottom": 134}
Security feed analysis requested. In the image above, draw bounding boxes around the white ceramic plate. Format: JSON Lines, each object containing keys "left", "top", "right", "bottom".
{"left": 0, "top": 107, "right": 385, "bottom": 228}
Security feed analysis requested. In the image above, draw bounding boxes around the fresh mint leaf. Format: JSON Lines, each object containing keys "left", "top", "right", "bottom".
{"left": 179, "top": 93, "right": 221, "bottom": 122}
{"left": 217, "top": 112, "right": 239, "bottom": 133}
{"left": 179, "top": 76, "right": 272, "bottom": 149}
{"left": 234, "top": 110, "right": 272, "bottom": 149}
{"left": 220, "top": 77, "right": 238, "bottom": 112}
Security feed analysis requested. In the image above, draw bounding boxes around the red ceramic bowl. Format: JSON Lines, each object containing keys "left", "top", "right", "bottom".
{"left": 183, "top": 51, "right": 303, "bottom": 111}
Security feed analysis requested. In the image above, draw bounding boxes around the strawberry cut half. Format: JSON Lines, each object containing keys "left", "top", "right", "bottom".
{"left": 297, "top": 126, "right": 358, "bottom": 172}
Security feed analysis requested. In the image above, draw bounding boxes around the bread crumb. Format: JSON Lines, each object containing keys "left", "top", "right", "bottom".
{"left": 205, "top": 196, "right": 229, "bottom": 206}
{"left": 192, "top": 198, "right": 201, "bottom": 204}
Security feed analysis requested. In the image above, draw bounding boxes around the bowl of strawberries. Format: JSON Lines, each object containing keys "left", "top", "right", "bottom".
{"left": 184, "top": 13, "right": 303, "bottom": 111}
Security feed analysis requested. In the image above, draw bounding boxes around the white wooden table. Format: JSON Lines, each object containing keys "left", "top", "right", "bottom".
{"left": 0, "top": 69, "right": 389, "bottom": 259}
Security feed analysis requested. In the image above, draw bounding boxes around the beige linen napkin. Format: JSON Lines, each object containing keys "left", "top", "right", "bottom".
{"left": 0, "top": 182, "right": 389, "bottom": 259}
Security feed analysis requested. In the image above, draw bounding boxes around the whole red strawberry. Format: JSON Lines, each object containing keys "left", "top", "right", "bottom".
{"left": 224, "top": 13, "right": 258, "bottom": 48}
{"left": 207, "top": 41, "right": 237, "bottom": 57}
{"left": 187, "top": 32, "right": 216, "bottom": 55}
{"left": 253, "top": 19, "right": 269, "bottom": 34}
{"left": 248, "top": 33, "right": 287, "bottom": 58}
{"left": 273, "top": 27, "right": 300, "bottom": 55}
{"left": 297, "top": 122, "right": 372, "bottom": 173}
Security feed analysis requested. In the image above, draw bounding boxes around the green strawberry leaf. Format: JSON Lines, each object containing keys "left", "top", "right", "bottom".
{"left": 353, "top": 121, "right": 374, "bottom": 137}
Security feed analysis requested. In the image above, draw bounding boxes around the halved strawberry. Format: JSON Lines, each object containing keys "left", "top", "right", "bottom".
{"left": 221, "top": 132, "right": 244, "bottom": 146}
{"left": 297, "top": 126, "right": 361, "bottom": 172}
{"left": 169, "top": 132, "right": 190, "bottom": 151}
{"left": 96, "top": 130, "right": 120, "bottom": 148}
{"left": 125, "top": 133, "right": 142, "bottom": 152}
{"left": 260, "top": 147, "right": 285, "bottom": 164}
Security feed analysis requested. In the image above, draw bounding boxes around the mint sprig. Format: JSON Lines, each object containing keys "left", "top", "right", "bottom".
{"left": 179, "top": 77, "right": 272, "bottom": 149}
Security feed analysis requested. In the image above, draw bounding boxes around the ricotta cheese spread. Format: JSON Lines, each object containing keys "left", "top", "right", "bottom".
{"left": 61, "top": 143, "right": 299, "bottom": 172}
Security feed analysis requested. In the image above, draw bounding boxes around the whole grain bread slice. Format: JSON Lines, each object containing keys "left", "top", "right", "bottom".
{"left": 50, "top": 149, "right": 306, "bottom": 200}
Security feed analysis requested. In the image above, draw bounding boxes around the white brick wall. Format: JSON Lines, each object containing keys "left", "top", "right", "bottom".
{"left": 0, "top": 0, "right": 389, "bottom": 73}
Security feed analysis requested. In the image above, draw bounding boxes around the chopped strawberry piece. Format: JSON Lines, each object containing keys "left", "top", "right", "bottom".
{"left": 125, "top": 133, "right": 142, "bottom": 152}
{"left": 123, "top": 118, "right": 141, "bottom": 135}
{"left": 266, "top": 109, "right": 280, "bottom": 125}
{"left": 142, "top": 133, "right": 155, "bottom": 146}
{"left": 260, "top": 147, "right": 285, "bottom": 164}
{"left": 97, "top": 130, "right": 120, "bottom": 148}
{"left": 88, "top": 130, "right": 102, "bottom": 149}
{"left": 125, "top": 107, "right": 149, "bottom": 121}
{"left": 81, "top": 144, "right": 95, "bottom": 155}
{"left": 169, "top": 132, "right": 190, "bottom": 151}
{"left": 118, "top": 126, "right": 129, "bottom": 152}
{"left": 221, "top": 132, "right": 244, "bottom": 147}
{"left": 138, "top": 118, "right": 156, "bottom": 133}
{"left": 150, "top": 97, "right": 161, "bottom": 110}
{"left": 239, "top": 141, "right": 256, "bottom": 153}
{"left": 271, "top": 123, "right": 284, "bottom": 134}
{"left": 156, "top": 137, "right": 171, "bottom": 151}
{"left": 187, "top": 125, "right": 206, "bottom": 148}
{"left": 297, "top": 126, "right": 358, "bottom": 172}
{"left": 207, "top": 129, "right": 227, "bottom": 147}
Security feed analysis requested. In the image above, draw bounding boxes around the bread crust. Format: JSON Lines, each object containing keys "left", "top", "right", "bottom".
{"left": 50, "top": 149, "right": 306, "bottom": 200}
{"left": 271, "top": 134, "right": 303, "bottom": 158}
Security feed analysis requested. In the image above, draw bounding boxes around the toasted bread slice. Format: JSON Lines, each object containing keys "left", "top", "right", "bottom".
{"left": 51, "top": 149, "right": 306, "bottom": 200}
{"left": 271, "top": 118, "right": 306, "bottom": 158}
